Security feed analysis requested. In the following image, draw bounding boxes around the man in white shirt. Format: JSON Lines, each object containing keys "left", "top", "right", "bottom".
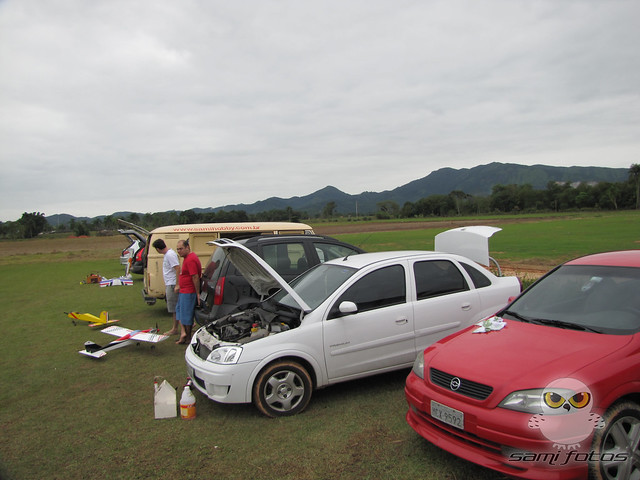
{"left": 152, "top": 238, "right": 181, "bottom": 335}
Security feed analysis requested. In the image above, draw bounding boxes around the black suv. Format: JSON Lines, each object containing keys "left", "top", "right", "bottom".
{"left": 194, "top": 234, "right": 365, "bottom": 325}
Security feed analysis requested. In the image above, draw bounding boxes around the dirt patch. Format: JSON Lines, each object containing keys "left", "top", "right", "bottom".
{"left": 312, "top": 216, "right": 560, "bottom": 236}
{"left": 0, "top": 235, "right": 126, "bottom": 259}
{"left": 313, "top": 219, "right": 497, "bottom": 235}
{"left": 0, "top": 221, "right": 551, "bottom": 277}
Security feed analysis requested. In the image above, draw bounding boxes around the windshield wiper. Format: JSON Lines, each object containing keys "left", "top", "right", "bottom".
{"left": 534, "top": 318, "right": 602, "bottom": 333}
{"left": 501, "top": 310, "right": 535, "bottom": 323}
{"left": 503, "top": 310, "right": 603, "bottom": 333}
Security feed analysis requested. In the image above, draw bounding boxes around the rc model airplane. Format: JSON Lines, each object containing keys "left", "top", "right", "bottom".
{"left": 79, "top": 326, "right": 168, "bottom": 358}
{"left": 66, "top": 311, "right": 120, "bottom": 328}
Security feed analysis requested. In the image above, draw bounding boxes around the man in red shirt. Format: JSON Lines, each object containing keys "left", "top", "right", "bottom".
{"left": 175, "top": 239, "right": 202, "bottom": 344}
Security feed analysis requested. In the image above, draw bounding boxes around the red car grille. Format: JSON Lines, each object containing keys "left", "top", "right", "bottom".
{"left": 430, "top": 368, "right": 493, "bottom": 400}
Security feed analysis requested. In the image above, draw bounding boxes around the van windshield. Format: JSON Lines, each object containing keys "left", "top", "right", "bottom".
{"left": 272, "top": 263, "right": 357, "bottom": 311}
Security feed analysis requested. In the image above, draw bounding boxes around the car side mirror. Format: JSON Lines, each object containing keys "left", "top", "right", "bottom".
{"left": 338, "top": 301, "right": 358, "bottom": 315}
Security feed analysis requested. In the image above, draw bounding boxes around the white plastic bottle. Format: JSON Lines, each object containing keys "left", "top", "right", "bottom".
{"left": 180, "top": 380, "right": 196, "bottom": 420}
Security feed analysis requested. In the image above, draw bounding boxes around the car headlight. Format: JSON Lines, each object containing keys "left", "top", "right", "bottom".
{"left": 499, "top": 389, "right": 544, "bottom": 413}
{"left": 207, "top": 346, "right": 242, "bottom": 364}
{"left": 412, "top": 353, "right": 425, "bottom": 379}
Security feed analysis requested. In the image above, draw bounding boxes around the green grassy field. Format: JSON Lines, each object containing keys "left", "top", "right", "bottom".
{"left": 1, "top": 212, "right": 638, "bottom": 480}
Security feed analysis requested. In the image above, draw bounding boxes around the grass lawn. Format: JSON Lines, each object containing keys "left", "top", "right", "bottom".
{"left": 1, "top": 211, "right": 638, "bottom": 479}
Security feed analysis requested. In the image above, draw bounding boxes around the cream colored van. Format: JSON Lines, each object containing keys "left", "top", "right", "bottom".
{"left": 142, "top": 222, "right": 314, "bottom": 304}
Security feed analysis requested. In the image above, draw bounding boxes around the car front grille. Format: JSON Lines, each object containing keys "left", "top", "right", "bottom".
{"left": 430, "top": 368, "right": 493, "bottom": 400}
{"left": 192, "top": 341, "right": 211, "bottom": 361}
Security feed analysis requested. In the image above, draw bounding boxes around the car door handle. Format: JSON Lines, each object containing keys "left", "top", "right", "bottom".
{"left": 395, "top": 317, "right": 408, "bottom": 325}
{"left": 461, "top": 303, "right": 471, "bottom": 311}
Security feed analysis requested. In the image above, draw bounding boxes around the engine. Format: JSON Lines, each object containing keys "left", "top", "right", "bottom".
{"left": 205, "top": 304, "right": 300, "bottom": 344}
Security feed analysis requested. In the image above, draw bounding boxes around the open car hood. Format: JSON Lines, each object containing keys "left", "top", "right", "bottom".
{"left": 210, "top": 239, "right": 312, "bottom": 313}
{"left": 434, "top": 226, "right": 501, "bottom": 267}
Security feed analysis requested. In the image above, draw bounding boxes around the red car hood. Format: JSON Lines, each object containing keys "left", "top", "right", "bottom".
{"left": 428, "top": 319, "right": 633, "bottom": 405}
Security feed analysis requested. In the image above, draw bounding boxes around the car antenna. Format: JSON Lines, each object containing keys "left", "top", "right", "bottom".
{"left": 356, "top": 233, "right": 373, "bottom": 252}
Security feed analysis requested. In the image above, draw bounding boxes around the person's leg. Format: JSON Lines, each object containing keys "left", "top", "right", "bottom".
{"left": 176, "top": 293, "right": 196, "bottom": 344}
{"left": 165, "top": 285, "right": 180, "bottom": 335}
{"left": 183, "top": 293, "right": 197, "bottom": 342}
{"left": 175, "top": 294, "right": 188, "bottom": 344}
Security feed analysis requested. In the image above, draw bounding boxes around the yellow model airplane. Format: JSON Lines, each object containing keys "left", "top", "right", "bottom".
{"left": 65, "top": 311, "right": 120, "bottom": 328}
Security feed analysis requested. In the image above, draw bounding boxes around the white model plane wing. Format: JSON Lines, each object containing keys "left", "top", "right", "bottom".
{"left": 100, "top": 326, "right": 168, "bottom": 343}
{"left": 132, "top": 332, "right": 169, "bottom": 343}
{"left": 101, "top": 326, "right": 132, "bottom": 337}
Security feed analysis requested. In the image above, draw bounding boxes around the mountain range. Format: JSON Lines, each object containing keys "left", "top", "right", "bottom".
{"left": 47, "top": 162, "right": 629, "bottom": 224}
{"left": 200, "top": 162, "right": 628, "bottom": 216}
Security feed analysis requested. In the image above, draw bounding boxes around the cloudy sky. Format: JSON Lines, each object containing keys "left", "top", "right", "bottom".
{"left": 1, "top": 0, "right": 639, "bottom": 221}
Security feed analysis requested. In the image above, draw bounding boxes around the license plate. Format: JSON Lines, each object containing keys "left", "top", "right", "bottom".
{"left": 431, "top": 400, "right": 464, "bottom": 430}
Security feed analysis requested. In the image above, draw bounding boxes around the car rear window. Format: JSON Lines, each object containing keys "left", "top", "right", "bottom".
{"left": 414, "top": 260, "right": 469, "bottom": 300}
{"left": 460, "top": 262, "right": 492, "bottom": 288}
{"left": 202, "top": 246, "right": 227, "bottom": 287}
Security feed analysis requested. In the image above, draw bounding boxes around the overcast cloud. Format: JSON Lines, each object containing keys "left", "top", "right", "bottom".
{"left": 1, "top": 0, "right": 639, "bottom": 221}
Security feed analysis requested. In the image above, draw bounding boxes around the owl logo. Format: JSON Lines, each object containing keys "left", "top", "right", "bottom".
{"left": 528, "top": 377, "right": 604, "bottom": 449}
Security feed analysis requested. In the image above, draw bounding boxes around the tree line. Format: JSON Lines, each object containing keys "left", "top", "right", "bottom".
{"left": 3, "top": 165, "right": 639, "bottom": 239}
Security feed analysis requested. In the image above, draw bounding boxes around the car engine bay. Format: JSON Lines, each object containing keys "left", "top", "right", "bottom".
{"left": 193, "top": 303, "right": 302, "bottom": 360}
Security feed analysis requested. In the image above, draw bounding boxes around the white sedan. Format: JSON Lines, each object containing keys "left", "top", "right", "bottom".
{"left": 185, "top": 227, "right": 521, "bottom": 417}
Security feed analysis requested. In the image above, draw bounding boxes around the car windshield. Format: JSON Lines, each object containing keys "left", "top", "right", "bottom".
{"left": 503, "top": 264, "right": 640, "bottom": 334}
{"left": 271, "top": 263, "right": 357, "bottom": 311}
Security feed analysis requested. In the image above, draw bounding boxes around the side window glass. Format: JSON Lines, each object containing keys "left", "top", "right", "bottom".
{"left": 328, "top": 265, "right": 406, "bottom": 318}
{"left": 263, "top": 243, "right": 309, "bottom": 276}
{"left": 414, "top": 260, "right": 469, "bottom": 300}
{"left": 314, "top": 242, "right": 360, "bottom": 263}
{"left": 461, "top": 262, "right": 492, "bottom": 288}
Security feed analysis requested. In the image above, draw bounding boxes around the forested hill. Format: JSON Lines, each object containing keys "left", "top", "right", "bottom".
{"left": 208, "top": 162, "right": 628, "bottom": 216}
{"left": 44, "top": 162, "right": 629, "bottom": 224}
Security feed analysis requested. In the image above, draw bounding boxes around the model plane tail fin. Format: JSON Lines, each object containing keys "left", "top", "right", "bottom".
{"left": 83, "top": 341, "right": 103, "bottom": 353}
{"left": 78, "top": 341, "right": 108, "bottom": 358}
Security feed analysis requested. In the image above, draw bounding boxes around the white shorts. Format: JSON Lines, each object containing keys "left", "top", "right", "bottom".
{"left": 165, "top": 285, "right": 178, "bottom": 313}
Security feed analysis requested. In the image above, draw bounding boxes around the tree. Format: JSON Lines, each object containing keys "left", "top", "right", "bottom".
{"left": 178, "top": 209, "right": 198, "bottom": 224}
{"left": 629, "top": 164, "right": 640, "bottom": 209}
{"left": 376, "top": 200, "right": 400, "bottom": 219}
{"left": 74, "top": 221, "right": 91, "bottom": 236}
{"left": 401, "top": 201, "right": 417, "bottom": 218}
{"left": 18, "top": 212, "right": 47, "bottom": 238}
{"left": 322, "top": 201, "right": 337, "bottom": 218}
{"left": 448, "top": 190, "right": 471, "bottom": 215}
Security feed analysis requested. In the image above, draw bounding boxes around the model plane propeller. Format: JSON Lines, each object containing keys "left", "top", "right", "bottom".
{"left": 79, "top": 326, "right": 168, "bottom": 358}
{"left": 66, "top": 311, "right": 120, "bottom": 328}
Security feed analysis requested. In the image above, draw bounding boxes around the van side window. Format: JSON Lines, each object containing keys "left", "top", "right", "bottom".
{"left": 263, "top": 243, "right": 309, "bottom": 276}
{"left": 414, "top": 260, "right": 469, "bottom": 300}
{"left": 460, "top": 262, "right": 492, "bottom": 288}
{"left": 328, "top": 265, "right": 406, "bottom": 318}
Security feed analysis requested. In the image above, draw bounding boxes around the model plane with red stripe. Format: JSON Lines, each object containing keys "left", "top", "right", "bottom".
{"left": 79, "top": 326, "right": 169, "bottom": 358}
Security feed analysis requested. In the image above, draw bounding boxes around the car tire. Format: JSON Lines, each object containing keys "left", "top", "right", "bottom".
{"left": 253, "top": 361, "right": 312, "bottom": 418}
{"left": 589, "top": 401, "right": 640, "bottom": 480}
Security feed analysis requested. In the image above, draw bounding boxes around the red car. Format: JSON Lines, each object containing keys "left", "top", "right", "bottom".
{"left": 405, "top": 250, "right": 640, "bottom": 480}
